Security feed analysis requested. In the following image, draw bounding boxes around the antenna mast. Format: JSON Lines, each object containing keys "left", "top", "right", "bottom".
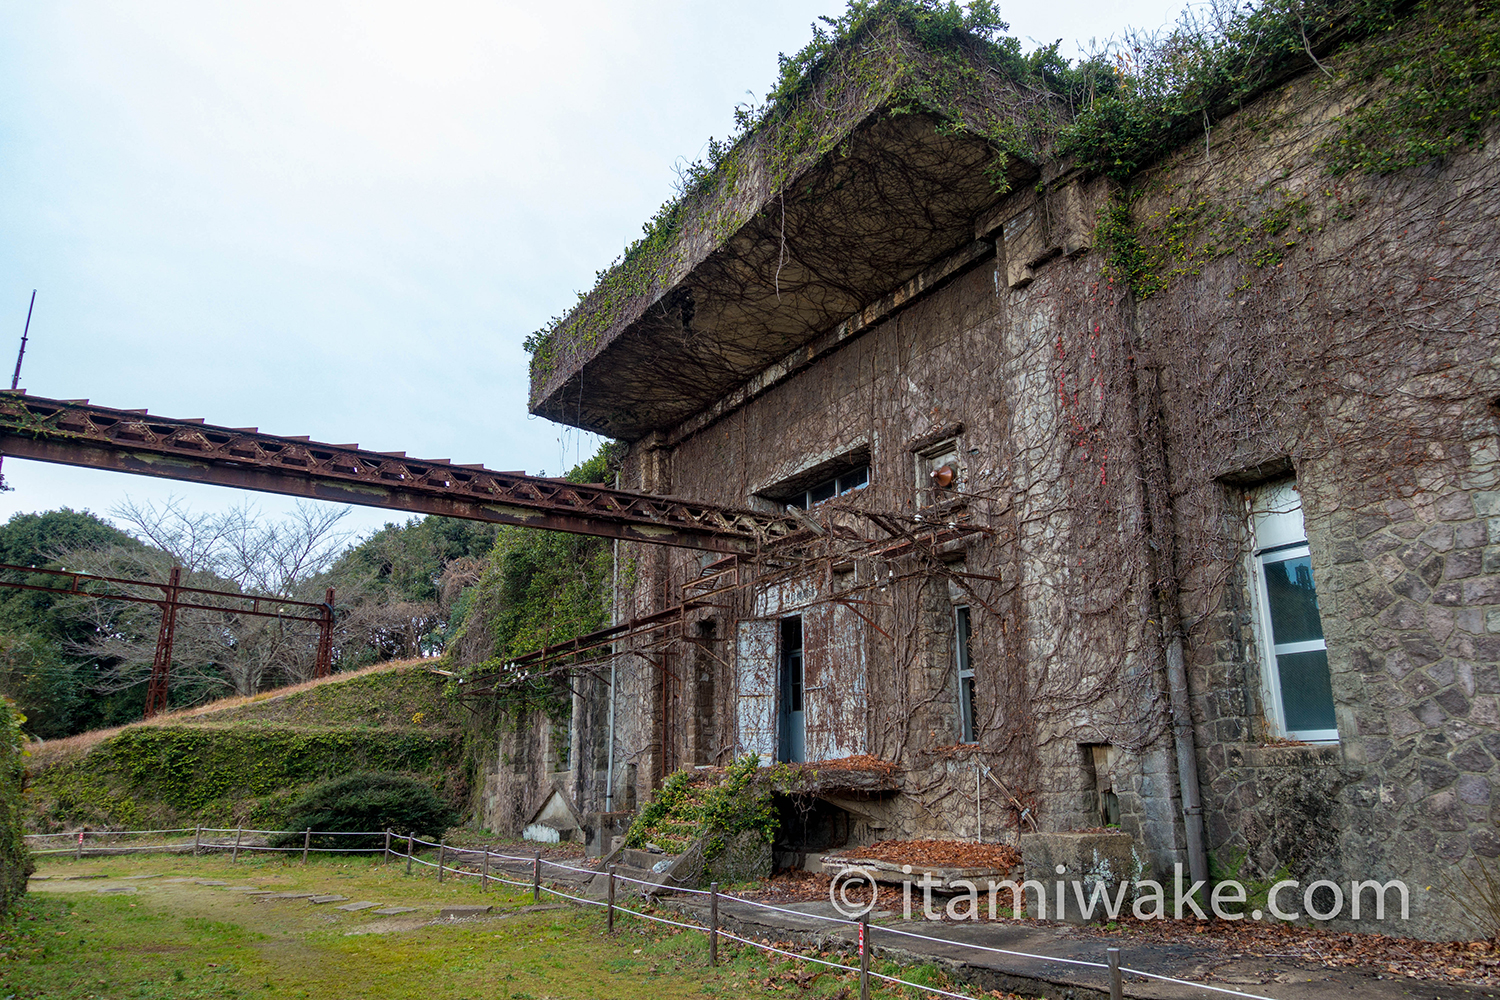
{"left": 11, "top": 290, "right": 35, "bottom": 390}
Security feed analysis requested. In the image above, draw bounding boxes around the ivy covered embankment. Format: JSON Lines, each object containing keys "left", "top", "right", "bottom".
{"left": 23, "top": 663, "right": 465, "bottom": 833}
{"left": 1, "top": 700, "right": 31, "bottom": 915}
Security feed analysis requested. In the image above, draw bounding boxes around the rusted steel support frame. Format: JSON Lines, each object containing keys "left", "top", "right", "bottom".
{"left": 0, "top": 562, "right": 331, "bottom": 623}
{"left": 0, "top": 392, "right": 801, "bottom": 553}
{"left": 144, "top": 566, "right": 181, "bottom": 718}
{"left": 315, "top": 587, "right": 336, "bottom": 678}
{"left": 507, "top": 531, "right": 986, "bottom": 679}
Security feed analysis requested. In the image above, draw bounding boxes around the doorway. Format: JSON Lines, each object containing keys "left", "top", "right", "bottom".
{"left": 778, "top": 616, "right": 805, "bottom": 763}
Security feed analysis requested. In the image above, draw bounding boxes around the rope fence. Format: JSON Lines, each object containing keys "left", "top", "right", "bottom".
{"left": 28, "top": 828, "right": 1282, "bottom": 1000}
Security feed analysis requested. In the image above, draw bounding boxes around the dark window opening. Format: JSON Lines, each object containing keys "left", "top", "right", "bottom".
{"left": 955, "top": 606, "right": 975, "bottom": 743}
{"left": 786, "top": 465, "right": 869, "bottom": 509}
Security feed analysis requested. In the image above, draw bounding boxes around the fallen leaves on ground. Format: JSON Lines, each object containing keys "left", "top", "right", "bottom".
{"left": 1076, "top": 915, "right": 1499, "bottom": 986}
{"left": 826, "top": 838, "right": 1021, "bottom": 871}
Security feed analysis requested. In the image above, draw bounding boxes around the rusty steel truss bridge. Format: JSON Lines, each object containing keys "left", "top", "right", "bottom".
{"left": 0, "top": 392, "right": 802, "bottom": 553}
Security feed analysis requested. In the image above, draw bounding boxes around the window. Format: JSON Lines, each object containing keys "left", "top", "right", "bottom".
{"left": 785, "top": 465, "right": 869, "bottom": 509}
{"left": 1249, "top": 482, "right": 1338, "bottom": 742}
{"left": 955, "top": 606, "right": 976, "bottom": 743}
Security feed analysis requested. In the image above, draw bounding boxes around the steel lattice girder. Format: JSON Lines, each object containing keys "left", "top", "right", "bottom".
{"left": 0, "top": 392, "right": 801, "bottom": 553}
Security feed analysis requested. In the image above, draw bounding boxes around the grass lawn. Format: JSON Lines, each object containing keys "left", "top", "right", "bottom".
{"left": 2, "top": 853, "right": 990, "bottom": 1000}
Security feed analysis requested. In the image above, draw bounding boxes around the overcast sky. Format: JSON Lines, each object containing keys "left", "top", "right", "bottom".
{"left": 0, "top": 0, "right": 1184, "bottom": 543}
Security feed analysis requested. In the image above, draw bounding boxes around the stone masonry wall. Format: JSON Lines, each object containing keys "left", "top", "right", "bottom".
{"left": 581, "top": 61, "right": 1495, "bottom": 938}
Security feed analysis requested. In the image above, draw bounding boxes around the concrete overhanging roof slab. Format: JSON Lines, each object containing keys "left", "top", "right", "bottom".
{"left": 529, "top": 27, "right": 1045, "bottom": 440}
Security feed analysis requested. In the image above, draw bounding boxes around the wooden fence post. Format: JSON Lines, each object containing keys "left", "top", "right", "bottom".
{"left": 301, "top": 828, "right": 310, "bottom": 865}
{"left": 480, "top": 846, "right": 489, "bottom": 892}
{"left": 858, "top": 912, "right": 870, "bottom": 1000}
{"left": 606, "top": 864, "right": 616, "bottom": 933}
{"left": 437, "top": 842, "right": 446, "bottom": 883}
{"left": 74, "top": 830, "right": 83, "bottom": 862}
{"left": 1108, "top": 947, "right": 1122, "bottom": 1000}
{"left": 232, "top": 825, "right": 243, "bottom": 863}
{"left": 383, "top": 829, "right": 391, "bottom": 863}
{"left": 192, "top": 825, "right": 201, "bottom": 857}
{"left": 709, "top": 881, "right": 719, "bottom": 966}
{"left": 406, "top": 834, "right": 414, "bottom": 876}
{"left": 532, "top": 850, "right": 540, "bottom": 903}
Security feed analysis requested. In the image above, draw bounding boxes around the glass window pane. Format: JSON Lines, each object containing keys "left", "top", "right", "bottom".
{"left": 789, "top": 651, "right": 803, "bottom": 712}
{"left": 839, "top": 466, "right": 869, "bottom": 493}
{"left": 809, "top": 480, "right": 837, "bottom": 504}
{"left": 1263, "top": 554, "right": 1324, "bottom": 644}
{"left": 962, "top": 677, "right": 976, "bottom": 742}
{"left": 1276, "top": 649, "right": 1336, "bottom": 732}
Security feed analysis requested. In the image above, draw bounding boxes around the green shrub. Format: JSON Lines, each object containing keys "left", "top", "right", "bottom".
{"left": 269, "top": 771, "right": 458, "bottom": 849}
{"left": 625, "top": 755, "right": 778, "bottom": 857}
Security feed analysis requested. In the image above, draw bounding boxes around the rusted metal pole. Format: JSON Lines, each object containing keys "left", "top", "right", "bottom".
{"left": 532, "top": 850, "right": 541, "bottom": 903}
{"left": 606, "top": 864, "right": 616, "bottom": 932}
{"left": 406, "top": 834, "right": 414, "bottom": 876}
{"left": 437, "top": 842, "right": 446, "bottom": 883}
{"left": 858, "top": 912, "right": 870, "bottom": 1000}
{"left": 144, "top": 567, "right": 182, "bottom": 718}
{"left": 1108, "top": 947, "right": 1122, "bottom": 1000}
{"left": 708, "top": 881, "right": 719, "bottom": 965}
{"left": 315, "top": 587, "right": 335, "bottom": 678}
{"left": 11, "top": 290, "right": 34, "bottom": 391}
{"left": 301, "top": 828, "right": 310, "bottom": 865}
{"left": 232, "top": 825, "right": 243, "bottom": 863}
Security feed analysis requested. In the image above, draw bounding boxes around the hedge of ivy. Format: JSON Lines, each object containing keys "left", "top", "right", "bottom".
{"left": 0, "top": 701, "right": 32, "bottom": 916}
{"left": 25, "top": 723, "right": 464, "bottom": 833}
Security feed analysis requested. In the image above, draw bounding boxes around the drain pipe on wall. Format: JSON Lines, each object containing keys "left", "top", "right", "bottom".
{"left": 1123, "top": 293, "right": 1211, "bottom": 889}
{"left": 605, "top": 536, "right": 619, "bottom": 813}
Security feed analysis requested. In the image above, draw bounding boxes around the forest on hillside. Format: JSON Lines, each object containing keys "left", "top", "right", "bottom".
{"left": 0, "top": 444, "right": 617, "bottom": 739}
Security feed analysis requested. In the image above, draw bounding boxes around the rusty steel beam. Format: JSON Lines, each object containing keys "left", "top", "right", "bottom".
{"left": 0, "top": 392, "right": 801, "bottom": 553}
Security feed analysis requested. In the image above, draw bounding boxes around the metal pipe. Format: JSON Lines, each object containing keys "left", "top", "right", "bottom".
{"left": 606, "top": 538, "right": 619, "bottom": 814}
{"left": 12, "top": 290, "right": 34, "bottom": 391}
{"left": 1166, "top": 636, "right": 1210, "bottom": 886}
{"left": 1122, "top": 293, "right": 1210, "bottom": 889}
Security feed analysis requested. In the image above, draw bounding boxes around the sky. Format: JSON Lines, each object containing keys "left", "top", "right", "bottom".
{"left": 0, "top": 0, "right": 1185, "bottom": 544}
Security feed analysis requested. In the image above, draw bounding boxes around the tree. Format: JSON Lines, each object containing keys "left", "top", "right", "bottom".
{"left": 0, "top": 509, "right": 146, "bottom": 737}
{"left": 58, "top": 498, "right": 353, "bottom": 699}
{"left": 320, "top": 516, "right": 498, "bottom": 664}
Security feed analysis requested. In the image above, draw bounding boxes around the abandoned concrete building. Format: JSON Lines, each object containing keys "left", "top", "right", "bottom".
{"left": 487, "top": 9, "right": 1497, "bottom": 939}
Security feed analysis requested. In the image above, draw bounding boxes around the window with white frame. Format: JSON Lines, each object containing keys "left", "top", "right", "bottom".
{"left": 955, "top": 605, "right": 976, "bottom": 743}
{"left": 1248, "top": 482, "right": 1338, "bottom": 742}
